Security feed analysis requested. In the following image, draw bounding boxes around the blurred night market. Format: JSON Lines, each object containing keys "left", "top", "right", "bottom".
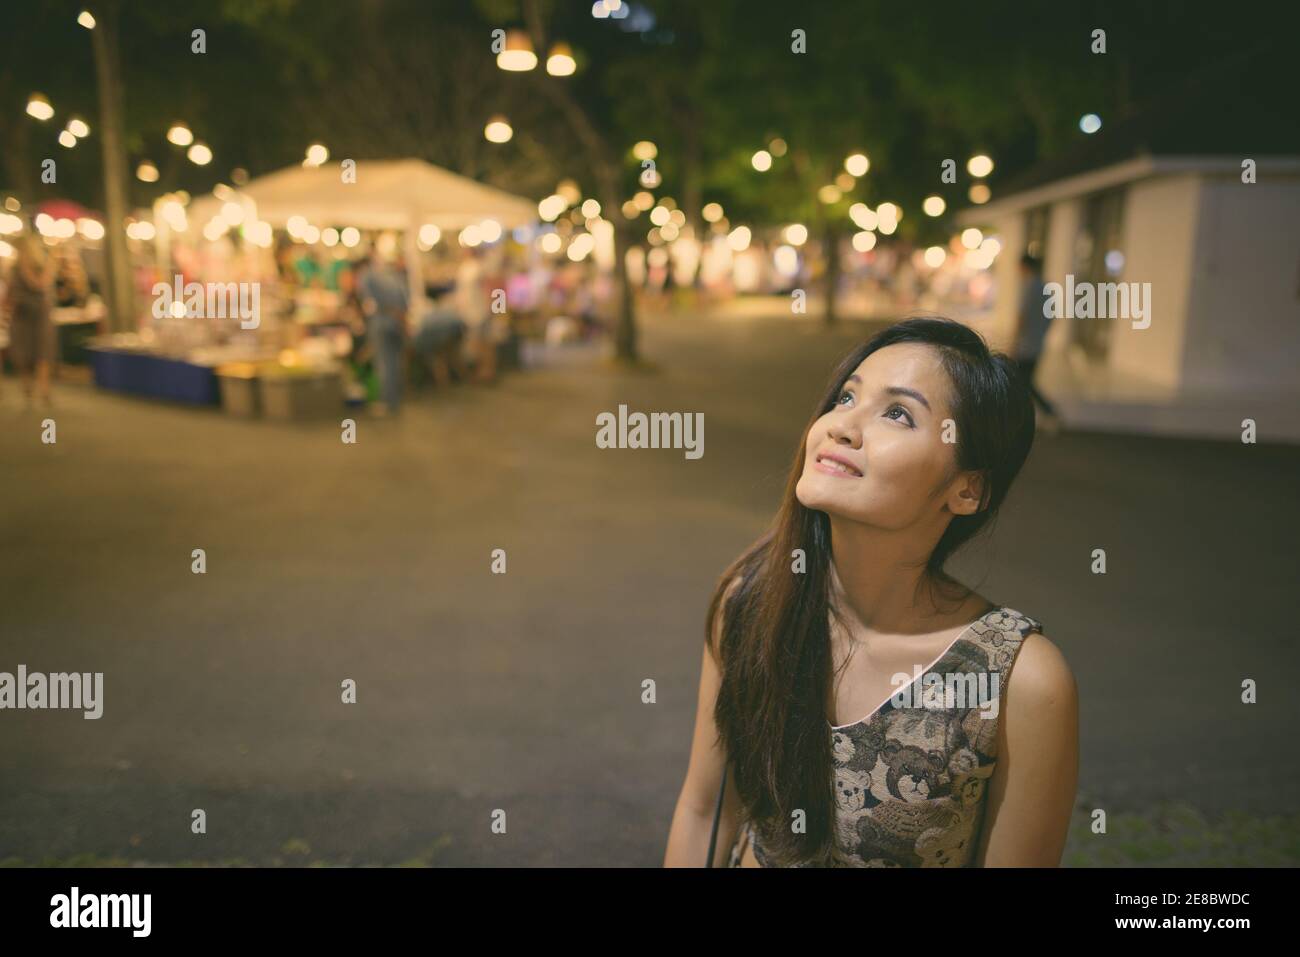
{"left": 1, "top": 0, "right": 1299, "bottom": 880}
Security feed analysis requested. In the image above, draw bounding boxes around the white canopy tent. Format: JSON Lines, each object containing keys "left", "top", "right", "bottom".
{"left": 188, "top": 158, "right": 537, "bottom": 311}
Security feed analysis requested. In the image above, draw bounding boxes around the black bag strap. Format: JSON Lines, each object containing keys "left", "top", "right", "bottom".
{"left": 706, "top": 765, "right": 727, "bottom": 868}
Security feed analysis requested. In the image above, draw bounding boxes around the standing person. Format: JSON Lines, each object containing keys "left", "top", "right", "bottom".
{"left": 358, "top": 247, "right": 409, "bottom": 415}
{"left": 54, "top": 247, "right": 89, "bottom": 307}
{"left": 664, "top": 317, "right": 1078, "bottom": 868}
{"left": 337, "top": 257, "right": 372, "bottom": 402}
{"left": 455, "top": 249, "right": 496, "bottom": 384}
{"left": 1012, "top": 254, "right": 1060, "bottom": 429}
{"left": 2, "top": 237, "right": 55, "bottom": 407}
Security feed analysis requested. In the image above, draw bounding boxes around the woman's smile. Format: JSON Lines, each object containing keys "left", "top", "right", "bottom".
{"left": 813, "top": 451, "right": 864, "bottom": 477}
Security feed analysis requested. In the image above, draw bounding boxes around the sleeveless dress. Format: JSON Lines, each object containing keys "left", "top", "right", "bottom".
{"left": 728, "top": 605, "right": 1042, "bottom": 867}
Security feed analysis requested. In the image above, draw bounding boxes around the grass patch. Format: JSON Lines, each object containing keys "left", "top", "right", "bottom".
{"left": 1064, "top": 800, "right": 1300, "bottom": 867}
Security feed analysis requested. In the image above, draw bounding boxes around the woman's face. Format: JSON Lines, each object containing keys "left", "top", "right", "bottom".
{"left": 795, "top": 342, "right": 980, "bottom": 528}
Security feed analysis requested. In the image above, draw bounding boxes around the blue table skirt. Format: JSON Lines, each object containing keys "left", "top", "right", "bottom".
{"left": 89, "top": 348, "right": 219, "bottom": 405}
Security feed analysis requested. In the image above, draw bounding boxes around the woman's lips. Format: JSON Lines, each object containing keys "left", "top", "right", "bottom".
{"left": 814, "top": 454, "right": 863, "bottom": 477}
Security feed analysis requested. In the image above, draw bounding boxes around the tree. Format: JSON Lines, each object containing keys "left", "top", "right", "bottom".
{"left": 467, "top": 0, "right": 649, "bottom": 361}
{"left": 87, "top": 0, "right": 134, "bottom": 333}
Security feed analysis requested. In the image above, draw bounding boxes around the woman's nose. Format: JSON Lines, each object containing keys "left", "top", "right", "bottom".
{"left": 828, "top": 419, "right": 861, "bottom": 447}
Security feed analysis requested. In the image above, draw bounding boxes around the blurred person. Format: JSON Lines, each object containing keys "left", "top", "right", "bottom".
{"left": 1012, "top": 254, "right": 1060, "bottom": 429}
{"left": 893, "top": 252, "right": 918, "bottom": 309}
{"left": 422, "top": 250, "right": 458, "bottom": 301}
{"left": 357, "top": 246, "right": 409, "bottom": 415}
{"left": 412, "top": 293, "right": 467, "bottom": 390}
{"left": 666, "top": 317, "right": 1076, "bottom": 868}
{"left": 505, "top": 263, "right": 535, "bottom": 314}
{"left": 455, "top": 248, "right": 497, "bottom": 384}
{"left": 53, "top": 247, "right": 89, "bottom": 307}
{"left": 274, "top": 239, "right": 299, "bottom": 290}
{"left": 570, "top": 262, "right": 605, "bottom": 339}
{"left": 337, "top": 258, "right": 366, "bottom": 340}
{"left": 337, "top": 258, "right": 372, "bottom": 398}
{"left": 294, "top": 246, "right": 323, "bottom": 288}
{"left": 589, "top": 265, "right": 614, "bottom": 331}
{"left": 1, "top": 237, "right": 55, "bottom": 406}
{"left": 323, "top": 249, "right": 348, "bottom": 291}
{"left": 646, "top": 254, "right": 669, "bottom": 308}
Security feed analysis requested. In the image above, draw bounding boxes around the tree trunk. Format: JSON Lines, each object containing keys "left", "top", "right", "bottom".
{"left": 604, "top": 185, "right": 637, "bottom": 362}
{"left": 823, "top": 222, "right": 841, "bottom": 325}
{"left": 0, "top": 113, "right": 34, "bottom": 199}
{"left": 523, "top": 0, "right": 637, "bottom": 362}
{"left": 90, "top": 0, "right": 135, "bottom": 334}
{"left": 681, "top": 112, "right": 704, "bottom": 289}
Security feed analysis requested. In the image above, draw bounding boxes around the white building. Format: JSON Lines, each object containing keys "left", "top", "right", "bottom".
{"left": 959, "top": 154, "right": 1300, "bottom": 442}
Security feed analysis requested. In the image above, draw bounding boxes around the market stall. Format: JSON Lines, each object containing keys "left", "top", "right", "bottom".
{"left": 187, "top": 158, "right": 537, "bottom": 314}
{"left": 86, "top": 337, "right": 221, "bottom": 404}
{"left": 103, "top": 159, "right": 536, "bottom": 417}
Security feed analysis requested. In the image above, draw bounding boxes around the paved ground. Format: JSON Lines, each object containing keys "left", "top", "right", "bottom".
{"left": 2, "top": 310, "right": 1297, "bottom": 866}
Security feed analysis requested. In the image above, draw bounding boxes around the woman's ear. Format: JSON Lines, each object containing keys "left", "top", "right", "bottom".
{"left": 946, "top": 470, "right": 986, "bottom": 516}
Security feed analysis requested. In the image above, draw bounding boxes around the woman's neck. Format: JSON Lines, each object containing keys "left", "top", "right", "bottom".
{"left": 827, "top": 516, "right": 975, "bottom": 637}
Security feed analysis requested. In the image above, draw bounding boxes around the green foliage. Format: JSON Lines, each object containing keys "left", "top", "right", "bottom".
{"left": 1065, "top": 800, "right": 1300, "bottom": 868}
{"left": 3, "top": 0, "right": 1281, "bottom": 225}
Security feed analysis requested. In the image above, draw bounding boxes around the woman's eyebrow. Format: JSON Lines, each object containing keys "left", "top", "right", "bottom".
{"left": 843, "top": 376, "right": 931, "bottom": 410}
{"left": 884, "top": 386, "right": 931, "bottom": 410}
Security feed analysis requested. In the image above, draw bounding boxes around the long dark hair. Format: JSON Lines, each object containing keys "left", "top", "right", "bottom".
{"left": 706, "top": 316, "right": 1036, "bottom": 865}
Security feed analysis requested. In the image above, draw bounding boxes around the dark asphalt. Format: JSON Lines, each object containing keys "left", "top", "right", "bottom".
{"left": 2, "top": 312, "right": 1297, "bottom": 865}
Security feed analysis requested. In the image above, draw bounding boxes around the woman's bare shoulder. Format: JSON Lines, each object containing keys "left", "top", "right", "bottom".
{"left": 1008, "top": 630, "right": 1077, "bottom": 710}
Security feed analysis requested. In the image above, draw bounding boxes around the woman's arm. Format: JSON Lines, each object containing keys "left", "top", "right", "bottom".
{"left": 664, "top": 579, "right": 742, "bottom": 867}
{"left": 973, "top": 632, "right": 1079, "bottom": 866}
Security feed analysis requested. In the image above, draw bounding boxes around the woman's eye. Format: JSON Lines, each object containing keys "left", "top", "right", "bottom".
{"left": 884, "top": 404, "right": 914, "bottom": 426}
{"left": 836, "top": 390, "right": 853, "bottom": 406}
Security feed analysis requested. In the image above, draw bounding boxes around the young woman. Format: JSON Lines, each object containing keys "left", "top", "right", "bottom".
{"left": 665, "top": 317, "right": 1078, "bottom": 867}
